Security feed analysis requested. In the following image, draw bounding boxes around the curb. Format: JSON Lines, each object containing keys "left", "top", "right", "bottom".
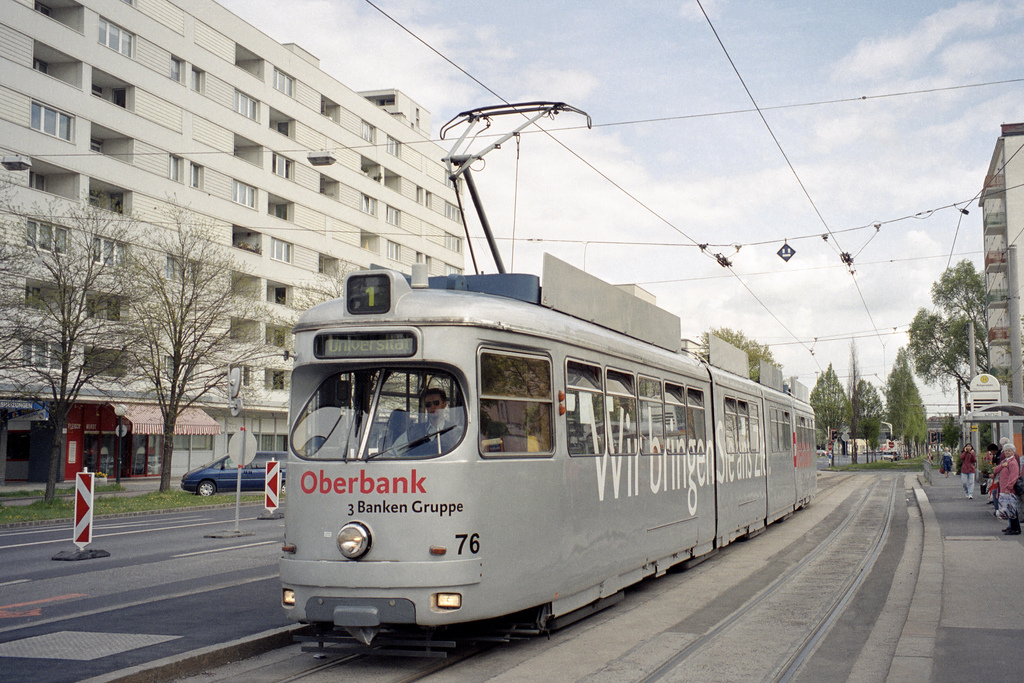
{"left": 886, "top": 474, "right": 941, "bottom": 682}
{"left": 80, "top": 624, "right": 311, "bottom": 683}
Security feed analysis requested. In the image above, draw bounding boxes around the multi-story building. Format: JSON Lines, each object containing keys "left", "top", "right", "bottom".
{"left": 980, "top": 123, "right": 1024, "bottom": 380}
{"left": 0, "top": 0, "right": 463, "bottom": 481}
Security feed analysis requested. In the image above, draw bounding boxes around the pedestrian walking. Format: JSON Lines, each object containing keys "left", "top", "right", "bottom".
{"left": 942, "top": 447, "right": 953, "bottom": 478}
{"left": 959, "top": 443, "right": 977, "bottom": 499}
{"left": 994, "top": 444, "right": 1021, "bottom": 535}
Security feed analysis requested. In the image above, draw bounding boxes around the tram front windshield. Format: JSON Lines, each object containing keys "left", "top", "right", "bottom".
{"left": 292, "top": 368, "right": 465, "bottom": 460}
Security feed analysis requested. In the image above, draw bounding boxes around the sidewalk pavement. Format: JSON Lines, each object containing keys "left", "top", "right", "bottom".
{"left": 899, "top": 464, "right": 1024, "bottom": 683}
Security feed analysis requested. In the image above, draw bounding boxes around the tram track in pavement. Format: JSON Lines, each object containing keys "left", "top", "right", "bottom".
{"left": 636, "top": 475, "right": 901, "bottom": 683}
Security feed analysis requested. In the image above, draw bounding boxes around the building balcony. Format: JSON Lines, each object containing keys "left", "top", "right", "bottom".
{"left": 987, "top": 289, "right": 1009, "bottom": 307}
{"left": 989, "top": 326, "right": 1009, "bottom": 342}
{"left": 986, "top": 250, "right": 1007, "bottom": 270}
{"left": 984, "top": 212, "right": 1007, "bottom": 235}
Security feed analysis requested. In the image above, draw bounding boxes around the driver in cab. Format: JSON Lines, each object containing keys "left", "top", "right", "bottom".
{"left": 406, "top": 387, "right": 462, "bottom": 455}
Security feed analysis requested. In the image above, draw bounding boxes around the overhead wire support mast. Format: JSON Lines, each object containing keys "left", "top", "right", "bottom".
{"left": 441, "top": 102, "right": 592, "bottom": 275}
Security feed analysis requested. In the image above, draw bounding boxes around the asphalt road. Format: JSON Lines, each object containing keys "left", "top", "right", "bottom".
{"left": 0, "top": 505, "right": 289, "bottom": 682}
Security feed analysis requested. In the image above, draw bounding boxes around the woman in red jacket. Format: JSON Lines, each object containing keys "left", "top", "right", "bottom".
{"left": 959, "top": 444, "right": 977, "bottom": 499}
{"left": 994, "top": 445, "right": 1020, "bottom": 535}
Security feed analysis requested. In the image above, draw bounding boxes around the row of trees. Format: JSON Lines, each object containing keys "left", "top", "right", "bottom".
{"left": 810, "top": 347, "right": 927, "bottom": 461}
{"left": 0, "top": 191, "right": 344, "bottom": 500}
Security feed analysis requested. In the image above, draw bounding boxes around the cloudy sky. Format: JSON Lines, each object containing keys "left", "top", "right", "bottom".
{"left": 220, "top": 0, "right": 1024, "bottom": 414}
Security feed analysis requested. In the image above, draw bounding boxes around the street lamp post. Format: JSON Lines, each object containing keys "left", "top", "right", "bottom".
{"left": 113, "top": 404, "right": 128, "bottom": 485}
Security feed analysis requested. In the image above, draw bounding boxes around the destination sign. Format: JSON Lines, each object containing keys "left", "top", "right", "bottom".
{"left": 315, "top": 332, "right": 416, "bottom": 359}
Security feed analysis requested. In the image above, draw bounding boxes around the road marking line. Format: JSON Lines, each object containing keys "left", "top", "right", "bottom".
{"left": 0, "top": 594, "right": 87, "bottom": 620}
{"left": 0, "top": 517, "right": 263, "bottom": 549}
{"left": 173, "top": 541, "right": 277, "bottom": 558}
{"left": 0, "top": 579, "right": 31, "bottom": 587}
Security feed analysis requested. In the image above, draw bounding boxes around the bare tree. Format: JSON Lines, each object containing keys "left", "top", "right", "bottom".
{"left": 4, "top": 200, "right": 137, "bottom": 501}
{"left": 293, "top": 258, "right": 355, "bottom": 311}
{"left": 128, "top": 204, "right": 265, "bottom": 492}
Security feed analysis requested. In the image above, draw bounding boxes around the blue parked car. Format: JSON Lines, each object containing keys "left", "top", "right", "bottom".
{"left": 180, "top": 451, "right": 286, "bottom": 496}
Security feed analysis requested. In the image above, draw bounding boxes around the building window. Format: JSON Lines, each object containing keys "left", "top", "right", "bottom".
{"left": 444, "top": 232, "right": 462, "bottom": 253}
{"left": 445, "top": 201, "right": 460, "bottom": 222}
{"left": 445, "top": 263, "right": 462, "bottom": 276}
{"left": 33, "top": 57, "right": 48, "bottom": 74}
{"left": 27, "top": 220, "right": 66, "bottom": 253}
{"left": 23, "top": 341, "right": 58, "bottom": 368}
{"left": 166, "top": 255, "right": 182, "bottom": 280}
{"left": 273, "top": 68, "right": 293, "bottom": 96}
{"left": 266, "top": 369, "right": 286, "bottom": 391}
{"left": 270, "top": 237, "right": 292, "bottom": 263}
{"left": 98, "top": 18, "right": 133, "bottom": 57}
{"left": 31, "top": 102, "right": 73, "bottom": 141}
{"left": 416, "top": 252, "right": 431, "bottom": 270}
{"left": 319, "top": 253, "right": 339, "bottom": 276}
{"left": 190, "top": 162, "right": 203, "bottom": 189}
{"left": 386, "top": 135, "right": 400, "bottom": 157}
{"left": 93, "top": 237, "right": 126, "bottom": 265}
{"left": 361, "top": 120, "right": 375, "bottom": 144}
{"left": 361, "top": 194, "right": 377, "bottom": 216}
{"left": 88, "top": 294, "right": 121, "bottom": 320}
{"left": 233, "top": 180, "right": 256, "bottom": 208}
{"left": 385, "top": 240, "right": 401, "bottom": 262}
{"left": 267, "top": 283, "right": 289, "bottom": 305}
{"left": 272, "top": 153, "right": 292, "bottom": 179}
{"left": 190, "top": 68, "right": 205, "bottom": 93}
{"left": 386, "top": 205, "right": 400, "bottom": 227}
{"left": 170, "top": 56, "right": 184, "bottom": 83}
{"left": 169, "top": 155, "right": 184, "bottom": 182}
{"left": 234, "top": 90, "right": 258, "bottom": 120}
{"left": 29, "top": 172, "right": 46, "bottom": 191}
{"left": 35, "top": 1, "right": 51, "bottom": 16}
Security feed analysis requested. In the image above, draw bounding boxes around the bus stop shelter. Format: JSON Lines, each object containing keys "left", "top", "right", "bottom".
{"left": 960, "top": 403, "right": 1024, "bottom": 457}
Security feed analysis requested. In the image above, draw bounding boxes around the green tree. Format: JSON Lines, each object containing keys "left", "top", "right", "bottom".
{"left": 941, "top": 415, "right": 961, "bottom": 450}
{"left": 850, "top": 379, "right": 884, "bottom": 450}
{"left": 908, "top": 260, "right": 987, "bottom": 391}
{"left": 698, "top": 327, "right": 779, "bottom": 381}
{"left": 810, "top": 363, "right": 849, "bottom": 444}
{"left": 885, "top": 347, "right": 926, "bottom": 448}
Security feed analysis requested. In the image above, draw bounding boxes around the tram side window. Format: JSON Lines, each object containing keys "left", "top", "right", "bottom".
{"left": 638, "top": 376, "right": 663, "bottom": 454}
{"left": 724, "top": 398, "right": 738, "bottom": 454}
{"left": 607, "top": 370, "right": 637, "bottom": 455}
{"left": 687, "top": 388, "right": 706, "bottom": 450}
{"left": 566, "top": 360, "right": 605, "bottom": 456}
{"left": 479, "top": 351, "right": 553, "bottom": 456}
{"left": 749, "top": 403, "right": 760, "bottom": 453}
{"left": 664, "top": 383, "right": 688, "bottom": 454}
{"left": 770, "top": 409, "right": 781, "bottom": 453}
{"left": 736, "top": 400, "right": 750, "bottom": 454}
{"left": 782, "top": 411, "right": 791, "bottom": 451}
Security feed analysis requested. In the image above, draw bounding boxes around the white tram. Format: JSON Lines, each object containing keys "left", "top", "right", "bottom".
{"left": 279, "top": 254, "right": 815, "bottom": 644}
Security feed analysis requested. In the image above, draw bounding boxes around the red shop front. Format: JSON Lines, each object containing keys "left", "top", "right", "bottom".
{"left": 64, "top": 403, "right": 221, "bottom": 480}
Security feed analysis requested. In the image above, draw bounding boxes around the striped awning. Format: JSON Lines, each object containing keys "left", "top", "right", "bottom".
{"left": 125, "top": 405, "right": 222, "bottom": 436}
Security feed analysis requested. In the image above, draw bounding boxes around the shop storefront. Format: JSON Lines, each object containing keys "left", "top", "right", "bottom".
{"left": 63, "top": 403, "right": 221, "bottom": 480}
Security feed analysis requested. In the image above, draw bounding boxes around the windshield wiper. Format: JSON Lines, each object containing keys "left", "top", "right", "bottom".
{"left": 366, "top": 425, "right": 457, "bottom": 460}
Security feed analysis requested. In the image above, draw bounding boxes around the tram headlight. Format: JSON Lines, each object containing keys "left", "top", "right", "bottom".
{"left": 337, "top": 521, "right": 372, "bottom": 559}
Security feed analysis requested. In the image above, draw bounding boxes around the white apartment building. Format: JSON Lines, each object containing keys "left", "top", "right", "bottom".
{"left": 0, "top": 0, "right": 464, "bottom": 481}
{"left": 980, "top": 123, "right": 1024, "bottom": 379}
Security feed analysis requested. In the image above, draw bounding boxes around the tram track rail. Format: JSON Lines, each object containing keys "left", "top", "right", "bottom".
{"left": 638, "top": 475, "right": 900, "bottom": 683}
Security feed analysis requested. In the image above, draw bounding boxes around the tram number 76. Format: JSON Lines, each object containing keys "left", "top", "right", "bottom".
{"left": 455, "top": 533, "right": 480, "bottom": 555}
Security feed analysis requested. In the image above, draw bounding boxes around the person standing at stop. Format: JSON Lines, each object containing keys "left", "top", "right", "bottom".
{"left": 959, "top": 444, "right": 977, "bottom": 499}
